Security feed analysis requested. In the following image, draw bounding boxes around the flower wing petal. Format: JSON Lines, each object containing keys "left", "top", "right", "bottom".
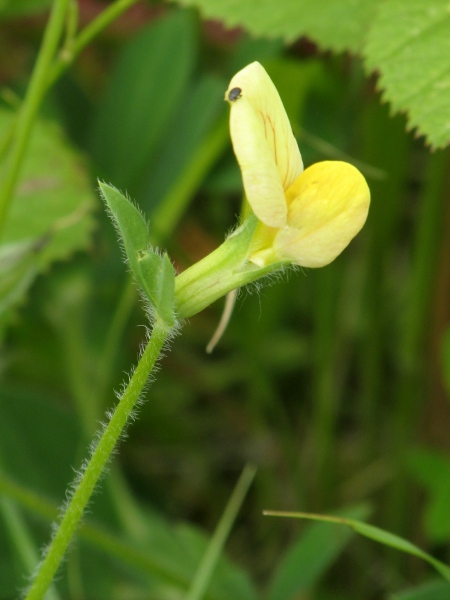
{"left": 275, "top": 161, "right": 370, "bottom": 267}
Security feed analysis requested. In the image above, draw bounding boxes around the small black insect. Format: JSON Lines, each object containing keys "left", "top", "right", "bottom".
{"left": 228, "top": 87, "right": 242, "bottom": 101}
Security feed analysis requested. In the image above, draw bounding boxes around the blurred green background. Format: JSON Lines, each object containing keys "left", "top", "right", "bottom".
{"left": 1, "top": 1, "right": 450, "bottom": 599}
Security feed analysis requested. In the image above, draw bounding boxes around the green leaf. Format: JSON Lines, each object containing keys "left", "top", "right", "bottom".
{"left": 392, "top": 580, "right": 450, "bottom": 600}
{"left": 364, "top": 0, "right": 450, "bottom": 149}
{"left": 267, "top": 504, "right": 371, "bottom": 600}
{"left": 0, "top": 109, "right": 95, "bottom": 325}
{"left": 173, "top": 0, "right": 377, "bottom": 53}
{"left": 99, "top": 182, "right": 175, "bottom": 326}
{"left": 89, "top": 9, "right": 197, "bottom": 192}
{"left": 264, "top": 510, "right": 450, "bottom": 582}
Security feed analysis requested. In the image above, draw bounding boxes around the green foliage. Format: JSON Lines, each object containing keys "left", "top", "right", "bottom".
{"left": 173, "top": 0, "right": 450, "bottom": 148}
{"left": 1, "top": 1, "right": 450, "bottom": 599}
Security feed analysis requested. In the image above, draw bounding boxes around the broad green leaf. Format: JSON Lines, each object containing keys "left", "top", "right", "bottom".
{"left": 264, "top": 510, "right": 450, "bottom": 582}
{"left": 172, "top": 0, "right": 377, "bottom": 53}
{"left": 407, "top": 448, "right": 450, "bottom": 543}
{"left": 392, "top": 580, "right": 450, "bottom": 600}
{"left": 267, "top": 504, "right": 371, "bottom": 600}
{"left": 0, "top": 109, "right": 95, "bottom": 324}
{"left": 89, "top": 10, "right": 196, "bottom": 192}
{"left": 364, "top": 0, "right": 450, "bottom": 149}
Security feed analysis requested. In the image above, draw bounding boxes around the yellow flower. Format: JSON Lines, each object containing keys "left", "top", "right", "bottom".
{"left": 225, "top": 62, "right": 370, "bottom": 268}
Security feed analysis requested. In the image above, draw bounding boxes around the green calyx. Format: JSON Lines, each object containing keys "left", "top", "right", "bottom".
{"left": 174, "top": 215, "right": 287, "bottom": 319}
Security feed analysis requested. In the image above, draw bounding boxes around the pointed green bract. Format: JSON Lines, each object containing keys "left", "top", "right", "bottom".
{"left": 139, "top": 252, "right": 176, "bottom": 327}
{"left": 99, "top": 182, "right": 175, "bottom": 326}
{"left": 99, "top": 183, "right": 148, "bottom": 248}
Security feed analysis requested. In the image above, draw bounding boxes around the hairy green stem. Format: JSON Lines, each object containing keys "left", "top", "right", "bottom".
{"left": 0, "top": 0, "right": 69, "bottom": 235}
{"left": 24, "top": 319, "right": 171, "bottom": 600}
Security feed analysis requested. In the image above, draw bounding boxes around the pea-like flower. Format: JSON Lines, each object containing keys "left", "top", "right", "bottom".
{"left": 225, "top": 61, "right": 370, "bottom": 268}
{"left": 175, "top": 62, "right": 371, "bottom": 320}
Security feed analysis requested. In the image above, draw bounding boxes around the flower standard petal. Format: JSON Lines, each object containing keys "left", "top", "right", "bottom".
{"left": 226, "top": 62, "right": 303, "bottom": 228}
{"left": 274, "top": 161, "right": 370, "bottom": 267}
{"left": 228, "top": 94, "right": 287, "bottom": 227}
{"left": 227, "top": 62, "right": 303, "bottom": 189}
